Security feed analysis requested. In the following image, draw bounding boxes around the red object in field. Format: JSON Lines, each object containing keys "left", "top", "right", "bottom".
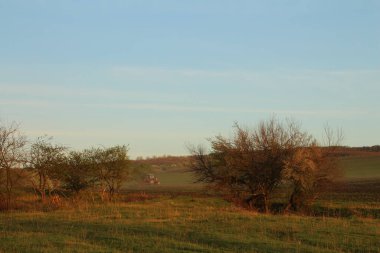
{"left": 144, "top": 174, "right": 160, "bottom": 185}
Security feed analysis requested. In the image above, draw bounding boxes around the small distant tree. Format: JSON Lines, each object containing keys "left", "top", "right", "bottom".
{"left": 190, "top": 118, "right": 342, "bottom": 213}
{"left": 0, "top": 122, "right": 27, "bottom": 209}
{"left": 94, "top": 145, "right": 130, "bottom": 200}
{"left": 27, "top": 136, "right": 66, "bottom": 202}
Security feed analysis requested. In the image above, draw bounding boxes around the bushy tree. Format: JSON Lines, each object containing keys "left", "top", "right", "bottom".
{"left": 93, "top": 145, "right": 130, "bottom": 200}
{"left": 58, "top": 150, "right": 97, "bottom": 194}
{"left": 57, "top": 146, "right": 130, "bottom": 199}
{"left": 283, "top": 127, "right": 343, "bottom": 211}
{"left": 27, "top": 136, "right": 66, "bottom": 202}
{"left": 190, "top": 118, "right": 341, "bottom": 213}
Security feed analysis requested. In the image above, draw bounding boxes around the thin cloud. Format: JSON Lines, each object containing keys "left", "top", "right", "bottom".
{"left": 0, "top": 99, "right": 51, "bottom": 107}
{"left": 85, "top": 102, "right": 371, "bottom": 117}
{"left": 2, "top": 67, "right": 379, "bottom": 98}
{"left": 0, "top": 83, "right": 168, "bottom": 100}
{"left": 0, "top": 97, "right": 372, "bottom": 117}
{"left": 110, "top": 66, "right": 380, "bottom": 88}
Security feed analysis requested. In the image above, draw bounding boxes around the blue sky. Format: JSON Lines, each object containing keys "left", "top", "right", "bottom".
{"left": 1, "top": 0, "right": 379, "bottom": 157}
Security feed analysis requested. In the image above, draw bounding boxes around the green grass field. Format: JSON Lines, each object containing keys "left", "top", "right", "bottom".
{"left": 0, "top": 155, "right": 379, "bottom": 252}
{"left": 1, "top": 196, "right": 379, "bottom": 253}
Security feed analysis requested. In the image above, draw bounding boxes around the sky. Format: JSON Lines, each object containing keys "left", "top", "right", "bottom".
{"left": 0, "top": 0, "right": 379, "bottom": 158}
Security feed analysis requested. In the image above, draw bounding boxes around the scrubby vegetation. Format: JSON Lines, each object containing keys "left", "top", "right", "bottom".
{"left": 0, "top": 121, "right": 132, "bottom": 210}
{"left": 1, "top": 119, "right": 379, "bottom": 252}
{"left": 190, "top": 119, "right": 343, "bottom": 213}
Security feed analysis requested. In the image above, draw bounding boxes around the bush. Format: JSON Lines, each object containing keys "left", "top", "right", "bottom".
{"left": 190, "top": 118, "right": 342, "bottom": 213}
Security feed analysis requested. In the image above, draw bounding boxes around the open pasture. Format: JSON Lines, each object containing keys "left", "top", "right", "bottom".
{"left": 1, "top": 155, "right": 379, "bottom": 253}
{"left": 127, "top": 155, "right": 380, "bottom": 191}
{"left": 1, "top": 194, "right": 379, "bottom": 253}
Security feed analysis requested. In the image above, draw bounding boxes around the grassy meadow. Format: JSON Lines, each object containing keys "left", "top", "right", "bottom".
{"left": 0, "top": 154, "right": 379, "bottom": 253}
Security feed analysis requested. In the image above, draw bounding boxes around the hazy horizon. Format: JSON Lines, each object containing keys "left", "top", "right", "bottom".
{"left": 1, "top": 1, "right": 379, "bottom": 158}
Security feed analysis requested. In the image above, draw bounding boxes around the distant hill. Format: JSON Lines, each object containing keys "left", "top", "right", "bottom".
{"left": 333, "top": 146, "right": 380, "bottom": 157}
{"left": 132, "top": 155, "right": 191, "bottom": 173}
{"left": 127, "top": 147, "right": 380, "bottom": 190}
{"left": 130, "top": 146, "right": 380, "bottom": 176}
{"left": 132, "top": 146, "right": 380, "bottom": 163}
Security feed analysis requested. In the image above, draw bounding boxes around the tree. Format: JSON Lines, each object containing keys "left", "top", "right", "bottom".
{"left": 283, "top": 126, "right": 343, "bottom": 211}
{"left": 57, "top": 145, "right": 130, "bottom": 200}
{"left": 27, "top": 136, "right": 66, "bottom": 202}
{"left": 94, "top": 145, "right": 130, "bottom": 200}
{"left": 0, "top": 122, "right": 27, "bottom": 209}
{"left": 58, "top": 150, "right": 97, "bottom": 195}
{"left": 190, "top": 118, "right": 341, "bottom": 213}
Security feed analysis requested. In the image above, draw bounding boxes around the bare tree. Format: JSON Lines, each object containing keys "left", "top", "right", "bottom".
{"left": 26, "top": 136, "right": 66, "bottom": 202}
{"left": 190, "top": 118, "right": 341, "bottom": 213}
{"left": 0, "top": 122, "right": 27, "bottom": 209}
